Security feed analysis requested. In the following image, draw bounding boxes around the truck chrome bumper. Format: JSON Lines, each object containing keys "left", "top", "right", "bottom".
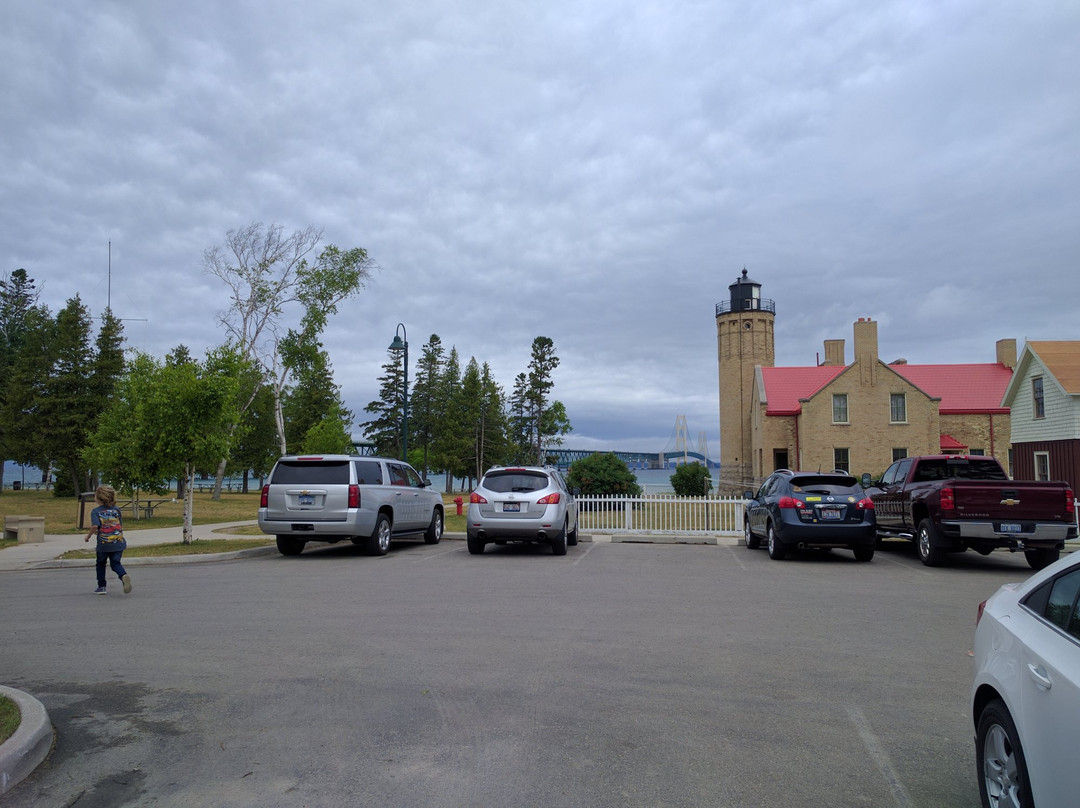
{"left": 943, "top": 521, "right": 1077, "bottom": 542}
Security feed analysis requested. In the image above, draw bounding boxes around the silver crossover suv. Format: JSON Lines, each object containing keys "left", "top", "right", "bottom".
{"left": 467, "top": 465, "right": 579, "bottom": 555}
{"left": 258, "top": 455, "right": 443, "bottom": 556}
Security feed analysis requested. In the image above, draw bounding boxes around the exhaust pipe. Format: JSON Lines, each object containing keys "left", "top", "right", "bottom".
{"left": 476, "top": 530, "right": 487, "bottom": 540}
{"left": 537, "top": 531, "right": 547, "bottom": 541}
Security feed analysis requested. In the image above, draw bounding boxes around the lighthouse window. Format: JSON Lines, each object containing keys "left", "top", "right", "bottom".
{"left": 832, "top": 394, "right": 848, "bottom": 424}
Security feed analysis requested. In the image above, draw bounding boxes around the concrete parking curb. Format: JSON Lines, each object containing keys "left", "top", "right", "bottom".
{"left": 0, "top": 685, "right": 53, "bottom": 795}
{"left": 27, "top": 544, "right": 278, "bottom": 570}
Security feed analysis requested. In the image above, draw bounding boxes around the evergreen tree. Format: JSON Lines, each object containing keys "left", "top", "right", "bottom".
{"left": 362, "top": 351, "right": 406, "bottom": 458}
{"left": 432, "top": 348, "right": 463, "bottom": 490}
{"left": 410, "top": 334, "right": 446, "bottom": 477}
{"left": 0, "top": 269, "right": 44, "bottom": 488}
{"left": 523, "top": 336, "right": 572, "bottom": 464}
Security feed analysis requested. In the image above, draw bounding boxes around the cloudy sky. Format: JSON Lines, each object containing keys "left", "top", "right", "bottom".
{"left": 3, "top": 1, "right": 1078, "bottom": 457}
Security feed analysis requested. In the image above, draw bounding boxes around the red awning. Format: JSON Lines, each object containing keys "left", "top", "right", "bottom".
{"left": 939, "top": 434, "right": 968, "bottom": 451}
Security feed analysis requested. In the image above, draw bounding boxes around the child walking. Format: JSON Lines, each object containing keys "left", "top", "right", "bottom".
{"left": 83, "top": 484, "right": 132, "bottom": 595}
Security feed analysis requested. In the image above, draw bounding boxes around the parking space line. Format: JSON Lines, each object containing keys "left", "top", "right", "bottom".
{"left": 726, "top": 545, "right": 749, "bottom": 571}
{"left": 846, "top": 705, "right": 913, "bottom": 808}
{"left": 572, "top": 542, "right": 599, "bottom": 565}
{"left": 410, "top": 544, "right": 463, "bottom": 562}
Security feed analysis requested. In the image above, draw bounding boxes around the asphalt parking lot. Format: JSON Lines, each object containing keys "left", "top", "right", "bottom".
{"left": 0, "top": 538, "right": 1040, "bottom": 807}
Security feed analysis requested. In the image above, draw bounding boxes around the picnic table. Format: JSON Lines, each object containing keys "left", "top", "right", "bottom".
{"left": 117, "top": 498, "right": 174, "bottom": 519}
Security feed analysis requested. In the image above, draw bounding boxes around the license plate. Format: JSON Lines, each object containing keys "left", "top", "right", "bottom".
{"left": 298, "top": 494, "right": 315, "bottom": 506}
{"left": 1000, "top": 522, "right": 1022, "bottom": 533}
{"left": 821, "top": 508, "right": 841, "bottom": 520}
{"left": 503, "top": 503, "right": 520, "bottom": 513}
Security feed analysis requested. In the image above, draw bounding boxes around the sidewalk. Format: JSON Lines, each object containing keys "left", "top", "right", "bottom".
{"left": 0, "top": 521, "right": 270, "bottom": 572}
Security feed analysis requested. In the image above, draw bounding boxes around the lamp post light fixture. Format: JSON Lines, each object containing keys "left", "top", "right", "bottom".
{"left": 388, "top": 323, "right": 408, "bottom": 461}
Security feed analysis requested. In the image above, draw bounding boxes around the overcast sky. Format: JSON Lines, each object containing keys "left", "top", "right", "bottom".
{"left": 3, "top": 1, "right": 1078, "bottom": 457}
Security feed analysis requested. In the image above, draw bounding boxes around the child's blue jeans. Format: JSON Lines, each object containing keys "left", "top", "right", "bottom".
{"left": 97, "top": 550, "right": 127, "bottom": 588}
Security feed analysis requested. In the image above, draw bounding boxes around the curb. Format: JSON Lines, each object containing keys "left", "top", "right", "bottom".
{"left": 0, "top": 685, "right": 53, "bottom": 795}
{"left": 27, "top": 544, "right": 278, "bottom": 570}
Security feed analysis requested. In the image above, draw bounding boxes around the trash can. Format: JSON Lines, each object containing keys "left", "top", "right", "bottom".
{"left": 12, "top": 481, "right": 20, "bottom": 491}
{"left": 78, "top": 491, "right": 97, "bottom": 530}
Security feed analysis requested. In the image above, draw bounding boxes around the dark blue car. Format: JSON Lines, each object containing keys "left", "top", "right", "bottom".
{"left": 743, "top": 470, "right": 877, "bottom": 561}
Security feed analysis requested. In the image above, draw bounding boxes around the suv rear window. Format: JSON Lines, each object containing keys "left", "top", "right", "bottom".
{"left": 271, "top": 460, "right": 350, "bottom": 485}
{"left": 483, "top": 471, "right": 550, "bottom": 493}
{"left": 790, "top": 475, "right": 860, "bottom": 495}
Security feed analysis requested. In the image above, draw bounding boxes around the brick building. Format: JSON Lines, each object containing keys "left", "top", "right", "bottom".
{"left": 716, "top": 272, "right": 1016, "bottom": 485}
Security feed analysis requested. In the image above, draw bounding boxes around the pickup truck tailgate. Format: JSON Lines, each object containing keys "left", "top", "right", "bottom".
{"left": 952, "top": 480, "right": 1070, "bottom": 521}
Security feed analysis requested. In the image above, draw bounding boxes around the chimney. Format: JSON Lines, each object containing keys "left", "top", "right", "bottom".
{"left": 853, "top": 318, "right": 878, "bottom": 385}
{"left": 996, "top": 338, "right": 1017, "bottom": 368}
{"left": 822, "top": 339, "right": 845, "bottom": 366}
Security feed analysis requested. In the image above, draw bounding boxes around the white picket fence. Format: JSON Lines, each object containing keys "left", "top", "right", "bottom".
{"left": 575, "top": 493, "right": 745, "bottom": 537}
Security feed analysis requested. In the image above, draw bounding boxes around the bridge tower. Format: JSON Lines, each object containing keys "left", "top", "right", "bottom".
{"left": 716, "top": 269, "right": 775, "bottom": 484}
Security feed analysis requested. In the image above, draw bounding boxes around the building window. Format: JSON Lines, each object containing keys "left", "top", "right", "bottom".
{"left": 832, "top": 394, "right": 848, "bottom": 424}
{"left": 1035, "top": 451, "right": 1050, "bottom": 481}
{"left": 970, "top": 449, "right": 984, "bottom": 456}
{"left": 834, "top": 448, "right": 850, "bottom": 472}
{"left": 892, "top": 448, "right": 908, "bottom": 462}
{"left": 1033, "top": 377, "right": 1045, "bottom": 418}
{"left": 890, "top": 393, "right": 907, "bottom": 423}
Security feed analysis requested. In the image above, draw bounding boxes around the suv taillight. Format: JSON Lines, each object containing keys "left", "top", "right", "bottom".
{"left": 348, "top": 484, "right": 360, "bottom": 509}
{"left": 778, "top": 496, "right": 804, "bottom": 509}
{"left": 856, "top": 497, "right": 874, "bottom": 510}
{"left": 538, "top": 492, "right": 561, "bottom": 505}
{"left": 940, "top": 486, "right": 955, "bottom": 510}
{"left": 260, "top": 485, "right": 269, "bottom": 508}
{"left": 1066, "top": 488, "right": 1075, "bottom": 515}
{"left": 976, "top": 599, "right": 987, "bottom": 626}
{"left": 470, "top": 492, "right": 487, "bottom": 504}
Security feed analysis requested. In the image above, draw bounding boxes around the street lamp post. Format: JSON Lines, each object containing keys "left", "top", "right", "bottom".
{"left": 388, "top": 324, "right": 408, "bottom": 461}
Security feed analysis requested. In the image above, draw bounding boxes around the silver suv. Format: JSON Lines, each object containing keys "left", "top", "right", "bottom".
{"left": 258, "top": 455, "right": 444, "bottom": 556}
{"left": 467, "top": 466, "right": 579, "bottom": 555}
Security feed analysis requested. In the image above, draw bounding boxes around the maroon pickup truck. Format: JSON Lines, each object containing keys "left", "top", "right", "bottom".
{"left": 869, "top": 455, "right": 1076, "bottom": 569}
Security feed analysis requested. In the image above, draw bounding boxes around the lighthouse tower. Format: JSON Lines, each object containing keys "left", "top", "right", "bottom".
{"left": 715, "top": 269, "right": 775, "bottom": 484}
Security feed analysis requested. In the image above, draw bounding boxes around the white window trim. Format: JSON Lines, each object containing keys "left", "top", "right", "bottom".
{"left": 832, "top": 394, "right": 849, "bottom": 425}
{"left": 1034, "top": 451, "right": 1051, "bottom": 481}
{"left": 890, "top": 393, "right": 908, "bottom": 424}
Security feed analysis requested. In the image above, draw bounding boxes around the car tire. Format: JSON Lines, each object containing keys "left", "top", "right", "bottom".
{"left": 852, "top": 546, "right": 874, "bottom": 562}
{"left": 917, "top": 519, "right": 947, "bottom": 567}
{"left": 976, "top": 698, "right": 1033, "bottom": 808}
{"left": 466, "top": 533, "right": 485, "bottom": 555}
{"left": 766, "top": 523, "right": 787, "bottom": 560}
{"left": 424, "top": 509, "right": 443, "bottom": 544}
{"left": 744, "top": 520, "right": 760, "bottom": 549}
{"left": 568, "top": 521, "right": 579, "bottom": 546}
{"left": 367, "top": 513, "right": 392, "bottom": 556}
{"left": 276, "top": 536, "right": 305, "bottom": 556}
{"left": 550, "top": 522, "right": 568, "bottom": 556}
{"left": 1024, "top": 547, "right": 1059, "bottom": 570}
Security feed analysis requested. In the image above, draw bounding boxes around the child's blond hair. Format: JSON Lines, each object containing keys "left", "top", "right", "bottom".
{"left": 95, "top": 484, "right": 117, "bottom": 508}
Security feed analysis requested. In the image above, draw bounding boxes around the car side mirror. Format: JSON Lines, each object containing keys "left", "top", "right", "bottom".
{"left": 743, "top": 490, "right": 755, "bottom": 499}
{"left": 860, "top": 473, "right": 872, "bottom": 488}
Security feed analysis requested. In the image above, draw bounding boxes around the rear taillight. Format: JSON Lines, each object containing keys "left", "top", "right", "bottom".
{"left": 1066, "top": 488, "right": 1075, "bottom": 515}
{"left": 538, "top": 492, "right": 562, "bottom": 505}
{"left": 940, "top": 486, "right": 955, "bottom": 510}
{"left": 470, "top": 492, "right": 487, "bottom": 504}
{"left": 778, "top": 496, "right": 804, "bottom": 509}
{"left": 976, "top": 599, "right": 987, "bottom": 626}
{"left": 856, "top": 497, "right": 874, "bottom": 510}
{"left": 348, "top": 484, "right": 360, "bottom": 509}
{"left": 260, "top": 485, "right": 269, "bottom": 508}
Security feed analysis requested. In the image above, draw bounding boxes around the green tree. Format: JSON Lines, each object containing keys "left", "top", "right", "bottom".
{"left": 281, "top": 337, "right": 350, "bottom": 454}
{"left": 204, "top": 223, "right": 375, "bottom": 492}
{"left": 566, "top": 453, "right": 641, "bottom": 496}
{"left": 299, "top": 403, "right": 354, "bottom": 454}
{"left": 229, "top": 383, "right": 279, "bottom": 491}
{"left": 362, "top": 350, "right": 406, "bottom": 458}
{"left": 523, "top": 337, "right": 572, "bottom": 464}
{"left": 670, "top": 463, "right": 712, "bottom": 496}
{"left": 409, "top": 334, "right": 446, "bottom": 477}
{"left": 0, "top": 269, "right": 44, "bottom": 489}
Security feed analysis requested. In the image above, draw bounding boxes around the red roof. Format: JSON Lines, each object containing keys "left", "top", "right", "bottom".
{"left": 762, "top": 366, "right": 846, "bottom": 415}
{"left": 939, "top": 434, "right": 968, "bottom": 450}
{"left": 889, "top": 364, "right": 1012, "bottom": 413}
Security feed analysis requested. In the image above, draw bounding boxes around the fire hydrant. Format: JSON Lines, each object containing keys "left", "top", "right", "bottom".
{"left": 454, "top": 496, "right": 463, "bottom": 516}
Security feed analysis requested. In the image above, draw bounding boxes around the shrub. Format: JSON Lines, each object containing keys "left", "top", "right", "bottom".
{"left": 670, "top": 462, "right": 712, "bottom": 496}
{"left": 566, "top": 453, "right": 642, "bottom": 496}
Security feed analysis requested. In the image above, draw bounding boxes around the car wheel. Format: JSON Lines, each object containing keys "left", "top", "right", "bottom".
{"left": 466, "top": 533, "right": 485, "bottom": 555}
{"left": 852, "top": 546, "right": 874, "bottom": 562}
{"left": 550, "top": 522, "right": 568, "bottom": 556}
{"left": 766, "top": 523, "right": 787, "bottom": 560}
{"left": 568, "top": 521, "right": 579, "bottom": 546}
{"left": 276, "top": 536, "right": 305, "bottom": 556}
{"left": 976, "top": 699, "right": 1033, "bottom": 808}
{"left": 424, "top": 509, "right": 443, "bottom": 544}
{"left": 744, "top": 520, "right": 760, "bottom": 549}
{"left": 1024, "top": 547, "right": 1059, "bottom": 570}
{"left": 367, "top": 513, "right": 392, "bottom": 556}
{"left": 916, "top": 519, "right": 948, "bottom": 566}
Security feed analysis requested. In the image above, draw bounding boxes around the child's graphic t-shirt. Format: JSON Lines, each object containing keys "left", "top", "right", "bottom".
{"left": 91, "top": 506, "right": 126, "bottom": 552}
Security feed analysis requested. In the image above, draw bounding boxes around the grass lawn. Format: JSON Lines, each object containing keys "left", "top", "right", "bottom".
{"left": 0, "top": 694, "right": 19, "bottom": 745}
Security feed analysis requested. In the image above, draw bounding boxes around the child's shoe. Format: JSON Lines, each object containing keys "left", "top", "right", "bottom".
{"left": 122, "top": 574, "right": 132, "bottom": 594}
{"left": 94, "top": 586, "right": 107, "bottom": 595}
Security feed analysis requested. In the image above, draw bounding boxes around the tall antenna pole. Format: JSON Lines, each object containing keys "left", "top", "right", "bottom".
{"left": 108, "top": 241, "right": 112, "bottom": 312}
